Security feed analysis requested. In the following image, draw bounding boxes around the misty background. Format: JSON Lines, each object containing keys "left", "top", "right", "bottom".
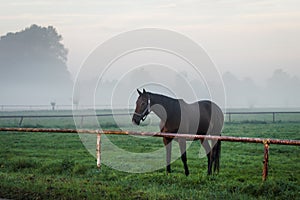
{"left": 0, "top": 25, "right": 72, "bottom": 105}
{"left": 0, "top": 24, "right": 299, "bottom": 109}
{"left": 1, "top": 0, "right": 299, "bottom": 109}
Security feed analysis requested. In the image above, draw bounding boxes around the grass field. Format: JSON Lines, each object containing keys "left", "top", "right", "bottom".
{"left": 0, "top": 110, "right": 299, "bottom": 199}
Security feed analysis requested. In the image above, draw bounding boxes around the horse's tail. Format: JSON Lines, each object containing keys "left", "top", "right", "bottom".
{"left": 212, "top": 104, "right": 223, "bottom": 173}
{"left": 212, "top": 139, "right": 221, "bottom": 173}
{"left": 208, "top": 102, "right": 223, "bottom": 174}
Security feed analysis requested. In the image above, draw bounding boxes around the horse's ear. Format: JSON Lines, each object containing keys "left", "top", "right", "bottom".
{"left": 137, "top": 89, "right": 142, "bottom": 95}
{"left": 143, "top": 89, "right": 146, "bottom": 94}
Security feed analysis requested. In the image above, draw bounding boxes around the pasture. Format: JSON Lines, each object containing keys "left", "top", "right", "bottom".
{"left": 0, "top": 110, "right": 299, "bottom": 199}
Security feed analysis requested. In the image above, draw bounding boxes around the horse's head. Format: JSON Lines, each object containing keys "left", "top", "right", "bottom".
{"left": 132, "top": 89, "right": 151, "bottom": 125}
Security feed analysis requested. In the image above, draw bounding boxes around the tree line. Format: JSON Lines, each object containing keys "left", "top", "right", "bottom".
{"left": 0, "top": 24, "right": 72, "bottom": 104}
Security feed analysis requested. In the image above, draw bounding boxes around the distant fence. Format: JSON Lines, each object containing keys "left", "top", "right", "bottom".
{"left": 0, "top": 113, "right": 129, "bottom": 127}
{"left": 0, "top": 127, "right": 299, "bottom": 181}
{"left": 1, "top": 105, "right": 300, "bottom": 122}
{"left": 0, "top": 105, "right": 131, "bottom": 111}
{"left": 0, "top": 105, "right": 71, "bottom": 110}
{"left": 1, "top": 111, "right": 300, "bottom": 127}
{"left": 225, "top": 111, "right": 300, "bottom": 123}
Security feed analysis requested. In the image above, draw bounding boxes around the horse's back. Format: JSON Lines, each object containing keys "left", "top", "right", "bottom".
{"left": 189, "top": 100, "right": 224, "bottom": 135}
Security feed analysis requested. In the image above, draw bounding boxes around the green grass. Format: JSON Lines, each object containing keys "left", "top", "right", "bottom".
{"left": 0, "top": 111, "right": 300, "bottom": 199}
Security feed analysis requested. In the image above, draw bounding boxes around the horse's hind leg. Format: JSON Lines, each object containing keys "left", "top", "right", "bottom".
{"left": 163, "top": 137, "right": 172, "bottom": 174}
{"left": 179, "top": 138, "right": 189, "bottom": 176}
{"left": 212, "top": 140, "right": 221, "bottom": 173}
{"left": 201, "top": 139, "right": 212, "bottom": 175}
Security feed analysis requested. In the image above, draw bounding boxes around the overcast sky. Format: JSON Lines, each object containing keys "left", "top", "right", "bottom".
{"left": 1, "top": 0, "right": 300, "bottom": 84}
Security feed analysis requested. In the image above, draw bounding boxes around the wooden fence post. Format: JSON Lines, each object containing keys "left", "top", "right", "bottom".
{"left": 96, "top": 133, "right": 101, "bottom": 169}
{"left": 262, "top": 140, "right": 270, "bottom": 181}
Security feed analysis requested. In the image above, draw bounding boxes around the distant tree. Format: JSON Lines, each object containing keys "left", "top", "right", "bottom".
{"left": 266, "top": 69, "right": 300, "bottom": 107}
{"left": 223, "top": 72, "right": 260, "bottom": 108}
{"left": 0, "top": 24, "right": 73, "bottom": 104}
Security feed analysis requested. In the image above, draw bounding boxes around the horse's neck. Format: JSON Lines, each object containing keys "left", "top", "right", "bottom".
{"left": 150, "top": 93, "right": 180, "bottom": 121}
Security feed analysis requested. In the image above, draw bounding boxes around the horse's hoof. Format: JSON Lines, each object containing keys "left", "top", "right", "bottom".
{"left": 166, "top": 169, "right": 172, "bottom": 175}
{"left": 166, "top": 166, "right": 171, "bottom": 175}
{"left": 185, "top": 171, "right": 190, "bottom": 176}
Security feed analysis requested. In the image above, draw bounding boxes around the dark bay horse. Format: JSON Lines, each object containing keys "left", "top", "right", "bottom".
{"left": 132, "top": 89, "right": 224, "bottom": 176}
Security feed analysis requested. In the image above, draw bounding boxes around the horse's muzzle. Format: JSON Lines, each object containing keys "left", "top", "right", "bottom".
{"left": 132, "top": 115, "right": 141, "bottom": 125}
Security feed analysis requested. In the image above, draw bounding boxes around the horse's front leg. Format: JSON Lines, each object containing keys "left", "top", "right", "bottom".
{"left": 163, "top": 137, "right": 172, "bottom": 174}
{"left": 179, "top": 138, "right": 189, "bottom": 176}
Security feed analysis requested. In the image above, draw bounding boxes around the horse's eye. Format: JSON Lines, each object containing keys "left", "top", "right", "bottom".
{"left": 141, "top": 102, "right": 146, "bottom": 106}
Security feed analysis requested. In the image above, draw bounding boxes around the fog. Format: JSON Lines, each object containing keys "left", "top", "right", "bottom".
{"left": 75, "top": 68, "right": 300, "bottom": 109}
{"left": 1, "top": 25, "right": 300, "bottom": 109}
{"left": 223, "top": 69, "right": 300, "bottom": 108}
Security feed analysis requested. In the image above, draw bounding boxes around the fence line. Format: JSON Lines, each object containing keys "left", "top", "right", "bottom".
{"left": 0, "top": 127, "right": 299, "bottom": 145}
{"left": 1, "top": 105, "right": 300, "bottom": 123}
{"left": 225, "top": 111, "right": 300, "bottom": 123}
{"left": 0, "top": 113, "right": 129, "bottom": 127}
{"left": 0, "top": 105, "right": 132, "bottom": 111}
{"left": 1, "top": 111, "right": 300, "bottom": 127}
{"left": 0, "top": 127, "right": 299, "bottom": 181}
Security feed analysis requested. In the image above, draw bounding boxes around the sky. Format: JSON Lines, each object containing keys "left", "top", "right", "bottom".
{"left": 1, "top": 0, "right": 300, "bottom": 84}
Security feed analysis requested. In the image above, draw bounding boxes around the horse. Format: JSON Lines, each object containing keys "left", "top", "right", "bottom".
{"left": 132, "top": 89, "right": 224, "bottom": 176}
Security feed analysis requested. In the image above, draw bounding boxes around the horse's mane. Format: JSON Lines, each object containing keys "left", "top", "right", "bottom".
{"left": 148, "top": 92, "right": 182, "bottom": 102}
{"left": 147, "top": 92, "right": 183, "bottom": 120}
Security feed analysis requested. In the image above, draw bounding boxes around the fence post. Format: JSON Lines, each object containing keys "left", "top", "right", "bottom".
{"left": 228, "top": 113, "right": 232, "bottom": 123}
{"left": 262, "top": 140, "right": 270, "bottom": 181}
{"left": 80, "top": 116, "right": 84, "bottom": 129}
{"left": 96, "top": 133, "right": 101, "bottom": 169}
{"left": 19, "top": 117, "right": 24, "bottom": 127}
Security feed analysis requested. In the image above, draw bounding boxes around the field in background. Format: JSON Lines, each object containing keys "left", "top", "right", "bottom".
{"left": 0, "top": 110, "right": 300, "bottom": 199}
